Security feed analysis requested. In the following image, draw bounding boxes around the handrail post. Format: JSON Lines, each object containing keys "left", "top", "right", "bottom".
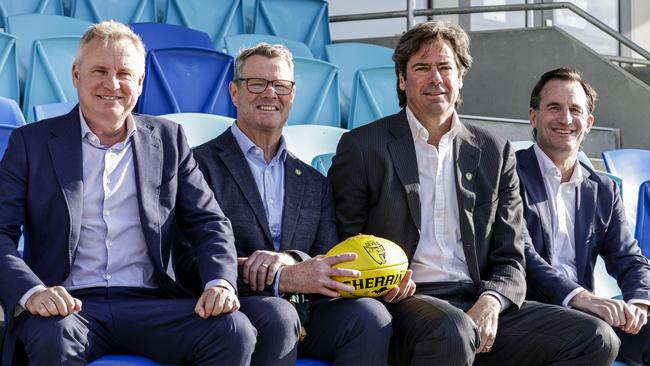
{"left": 407, "top": 0, "right": 415, "bottom": 30}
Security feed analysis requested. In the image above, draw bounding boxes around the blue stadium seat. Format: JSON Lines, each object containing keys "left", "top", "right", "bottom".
{"left": 311, "top": 152, "right": 334, "bottom": 176}
{"left": 283, "top": 124, "right": 346, "bottom": 165}
{"left": 138, "top": 47, "right": 236, "bottom": 117}
{"left": 5, "top": 14, "right": 91, "bottom": 88}
{"left": 88, "top": 355, "right": 174, "bottom": 366}
{"left": 0, "top": 0, "right": 63, "bottom": 28}
{"left": 289, "top": 57, "right": 340, "bottom": 127}
{"left": 347, "top": 66, "right": 399, "bottom": 129}
{"left": 325, "top": 43, "right": 393, "bottom": 124}
{"left": 164, "top": 0, "right": 245, "bottom": 50}
{"left": 252, "top": 0, "right": 331, "bottom": 59}
{"left": 158, "top": 113, "right": 233, "bottom": 147}
{"left": 224, "top": 34, "right": 313, "bottom": 58}
{"left": 71, "top": 0, "right": 156, "bottom": 23}
{"left": 129, "top": 22, "right": 214, "bottom": 51}
{"left": 635, "top": 180, "right": 650, "bottom": 258}
{"left": 0, "top": 32, "right": 20, "bottom": 104}
{"left": 602, "top": 148, "right": 650, "bottom": 228}
{"left": 22, "top": 36, "right": 80, "bottom": 122}
{"left": 0, "top": 96, "right": 26, "bottom": 126}
{"left": 296, "top": 359, "right": 331, "bottom": 366}
{"left": 33, "top": 101, "right": 76, "bottom": 121}
{"left": 0, "top": 123, "right": 16, "bottom": 158}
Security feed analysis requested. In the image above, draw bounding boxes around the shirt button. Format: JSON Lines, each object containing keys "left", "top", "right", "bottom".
{"left": 105, "top": 210, "right": 110, "bottom": 216}
{"left": 107, "top": 240, "right": 112, "bottom": 246}
{"left": 103, "top": 274, "right": 111, "bottom": 280}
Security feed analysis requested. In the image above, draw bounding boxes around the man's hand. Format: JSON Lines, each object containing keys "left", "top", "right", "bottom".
{"left": 383, "top": 269, "right": 416, "bottom": 303}
{"left": 466, "top": 294, "right": 501, "bottom": 353}
{"left": 25, "top": 286, "right": 82, "bottom": 317}
{"left": 195, "top": 286, "right": 239, "bottom": 319}
{"left": 279, "top": 253, "right": 360, "bottom": 296}
{"left": 569, "top": 290, "right": 645, "bottom": 333}
{"left": 238, "top": 250, "right": 297, "bottom": 291}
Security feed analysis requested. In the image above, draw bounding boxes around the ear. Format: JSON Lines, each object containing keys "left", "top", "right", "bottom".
{"left": 528, "top": 107, "right": 537, "bottom": 129}
{"left": 72, "top": 64, "right": 80, "bottom": 88}
{"left": 137, "top": 71, "right": 145, "bottom": 96}
{"left": 585, "top": 113, "right": 594, "bottom": 133}
{"left": 398, "top": 72, "right": 406, "bottom": 91}
{"left": 229, "top": 81, "right": 239, "bottom": 108}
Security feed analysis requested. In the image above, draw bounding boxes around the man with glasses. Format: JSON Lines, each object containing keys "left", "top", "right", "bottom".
{"left": 174, "top": 43, "right": 392, "bottom": 366}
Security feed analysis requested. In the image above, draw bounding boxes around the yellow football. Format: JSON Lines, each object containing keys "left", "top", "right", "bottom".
{"left": 326, "top": 234, "right": 408, "bottom": 298}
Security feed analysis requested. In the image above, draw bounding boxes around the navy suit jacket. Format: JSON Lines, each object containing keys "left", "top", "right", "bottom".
{"left": 517, "top": 146, "right": 650, "bottom": 305}
{"left": 328, "top": 110, "right": 527, "bottom": 307}
{"left": 0, "top": 106, "right": 237, "bottom": 330}
{"left": 174, "top": 128, "right": 338, "bottom": 296}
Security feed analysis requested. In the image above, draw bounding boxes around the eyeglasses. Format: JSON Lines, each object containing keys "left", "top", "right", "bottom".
{"left": 236, "top": 78, "right": 295, "bottom": 95}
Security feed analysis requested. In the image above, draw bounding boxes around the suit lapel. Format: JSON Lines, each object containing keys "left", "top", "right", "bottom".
{"left": 518, "top": 147, "right": 553, "bottom": 261}
{"left": 387, "top": 111, "right": 421, "bottom": 231}
{"left": 48, "top": 107, "right": 84, "bottom": 263}
{"left": 454, "top": 125, "right": 481, "bottom": 284}
{"left": 217, "top": 131, "right": 273, "bottom": 246}
{"left": 132, "top": 116, "right": 164, "bottom": 268}
{"left": 281, "top": 154, "right": 306, "bottom": 250}
{"left": 574, "top": 168, "right": 597, "bottom": 283}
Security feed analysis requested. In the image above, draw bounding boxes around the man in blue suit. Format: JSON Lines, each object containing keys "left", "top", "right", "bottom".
{"left": 174, "top": 43, "right": 393, "bottom": 366}
{"left": 0, "top": 21, "right": 255, "bottom": 365}
{"left": 518, "top": 67, "right": 650, "bottom": 365}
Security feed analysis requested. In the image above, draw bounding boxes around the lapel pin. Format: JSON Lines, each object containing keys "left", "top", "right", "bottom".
{"left": 295, "top": 168, "right": 302, "bottom": 176}
{"left": 465, "top": 172, "right": 473, "bottom": 181}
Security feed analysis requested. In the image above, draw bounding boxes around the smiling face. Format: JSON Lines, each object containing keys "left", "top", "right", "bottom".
{"left": 230, "top": 55, "right": 294, "bottom": 136}
{"left": 73, "top": 38, "right": 144, "bottom": 127}
{"left": 398, "top": 38, "right": 463, "bottom": 125}
{"left": 530, "top": 79, "right": 594, "bottom": 163}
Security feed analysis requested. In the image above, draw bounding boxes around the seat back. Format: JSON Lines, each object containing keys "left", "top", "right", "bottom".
{"left": 311, "top": 152, "right": 334, "bottom": 176}
{"left": 325, "top": 43, "right": 393, "bottom": 123}
{"left": 289, "top": 57, "right": 340, "bottom": 127}
{"left": 5, "top": 14, "right": 91, "bottom": 87}
{"left": 0, "top": 33, "right": 20, "bottom": 103}
{"left": 87, "top": 354, "right": 174, "bottom": 366}
{"left": 0, "top": 0, "right": 63, "bottom": 28}
{"left": 602, "top": 149, "right": 650, "bottom": 227}
{"left": 224, "top": 34, "right": 313, "bottom": 58}
{"left": 129, "top": 22, "right": 214, "bottom": 51}
{"left": 164, "top": 0, "right": 245, "bottom": 50}
{"left": 0, "top": 96, "right": 25, "bottom": 126}
{"left": 138, "top": 47, "right": 236, "bottom": 117}
{"left": 22, "top": 36, "right": 80, "bottom": 122}
{"left": 635, "top": 180, "right": 650, "bottom": 258}
{"left": 283, "top": 124, "right": 346, "bottom": 165}
{"left": 0, "top": 123, "right": 16, "bottom": 159}
{"left": 252, "top": 0, "right": 330, "bottom": 59}
{"left": 158, "top": 113, "right": 233, "bottom": 147}
{"left": 348, "top": 66, "right": 399, "bottom": 129}
{"left": 71, "top": 0, "right": 156, "bottom": 23}
{"left": 33, "top": 101, "right": 76, "bottom": 121}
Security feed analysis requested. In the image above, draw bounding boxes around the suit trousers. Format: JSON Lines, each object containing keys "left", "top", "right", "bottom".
{"left": 13, "top": 287, "right": 256, "bottom": 366}
{"left": 616, "top": 323, "right": 650, "bottom": 365}
{"left": 385, "top": 283, "right": 619, "bottom": 366}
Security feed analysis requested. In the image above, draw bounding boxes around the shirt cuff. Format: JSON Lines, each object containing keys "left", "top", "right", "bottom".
{"left": 204, "top": 279, "right": 235, "bottom": 295}
{"left": 628, "top": 299, "right": 650, "bottom": 307}
{"left": 562, "top": 287, "right": 586, "bottom": 307}
{"left": 273, "top": 266, "right": 285, "bottom": 297}
{"left": 15, "top": 284, "right": 47, "bottom": 317}
{"left": 481, "top": 290, "right": 511, "bottom": 312}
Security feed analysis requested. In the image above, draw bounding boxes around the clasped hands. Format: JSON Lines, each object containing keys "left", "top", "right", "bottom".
{"left": 570, "top": 290, "right": 648, "bottom": 334}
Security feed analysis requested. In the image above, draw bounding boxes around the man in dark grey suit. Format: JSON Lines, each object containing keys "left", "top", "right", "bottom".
{"left": 174, "top": 43, "right": 392, "bottom": 366}
{"left": 518, "top": 67, "right": 650, "bottom": 365}
{"left": 329, "top": 20, "right": 619, "bottom": 366}
{"left": 0, "top": 21, "right": 255, "bottom": 365}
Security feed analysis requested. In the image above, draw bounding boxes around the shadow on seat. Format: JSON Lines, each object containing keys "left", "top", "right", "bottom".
{"left": 71, "top": 0, "right": 156, "bottom": 23}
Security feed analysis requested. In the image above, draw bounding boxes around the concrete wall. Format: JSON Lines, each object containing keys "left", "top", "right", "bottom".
{"left": 458, "top": 26, "right": 650, "bottom": 149}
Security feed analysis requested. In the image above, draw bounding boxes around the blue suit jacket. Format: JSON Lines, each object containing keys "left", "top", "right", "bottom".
{"left": 174, "top": 128, "right": 338, "bottom": 296}
{"left": 517, "top": 146, "right": 650, "bottom": 305}
{"left": 0, "top": 106, "right": 237, "bottom": 363}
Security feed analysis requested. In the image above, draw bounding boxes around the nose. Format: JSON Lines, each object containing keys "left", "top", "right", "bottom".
{"left": 558, "top": 108, "right": 572, "bottom": 124}
{"left": 102, "top": 73, "right": 120, "bottom": 90}
{"left": 429, "top": 69, "right": 444, "bottom": 85}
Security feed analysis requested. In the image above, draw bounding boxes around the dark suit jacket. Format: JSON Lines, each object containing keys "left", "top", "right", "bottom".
{"left": 328, "top": 109, "right": 527, "bottom": 307}
{"left": 517, "top": 146, "right": 650, "bottom": 305}
{"left": 0, "top": 106, "right": 237, "bottom": 364}
{"left": 174, "top": 128, "right": 338, "bottom": 296}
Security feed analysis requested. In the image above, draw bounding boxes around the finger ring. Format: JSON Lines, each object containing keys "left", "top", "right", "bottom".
{"left": 485, "top": 345, "right": 493, "bottom": 352}
{"left": 261, "top": 263, "right": 269, "bottom": 268}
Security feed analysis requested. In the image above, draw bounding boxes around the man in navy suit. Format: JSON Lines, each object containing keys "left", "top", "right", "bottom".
{"left": 174, "top": 43, "right": 392, "bottom": 366}
{"left": 0, "top": 21, "right": 255, "bottom": 365}
{"left": 518, "top": 67, "right": 650, "bottom": 365}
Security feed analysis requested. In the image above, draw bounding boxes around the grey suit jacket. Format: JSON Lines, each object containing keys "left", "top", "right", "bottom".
{"left": 517, "top": 146, "right": 650, "bottom": 305}
{"left": 174, "top": 128, "right": 338, "bottom": 296}
{"left": 328, "top": 109, "right": 526, "bottom": 306}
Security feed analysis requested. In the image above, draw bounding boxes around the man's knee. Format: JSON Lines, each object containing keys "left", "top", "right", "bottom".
{"left": 341, "top": 298, "right": 392, "bottom": 340}
{"left": 584, "top": 316, "right": 621, "bottom": 360}
{"left": 17, "top": 315, "right": 87, "bottom": 363}
{"left": 203, "top": 311, "right": 257, "bottom": 353}
{"left": 253, "top": 297, "right": 300, "bottom": 341}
